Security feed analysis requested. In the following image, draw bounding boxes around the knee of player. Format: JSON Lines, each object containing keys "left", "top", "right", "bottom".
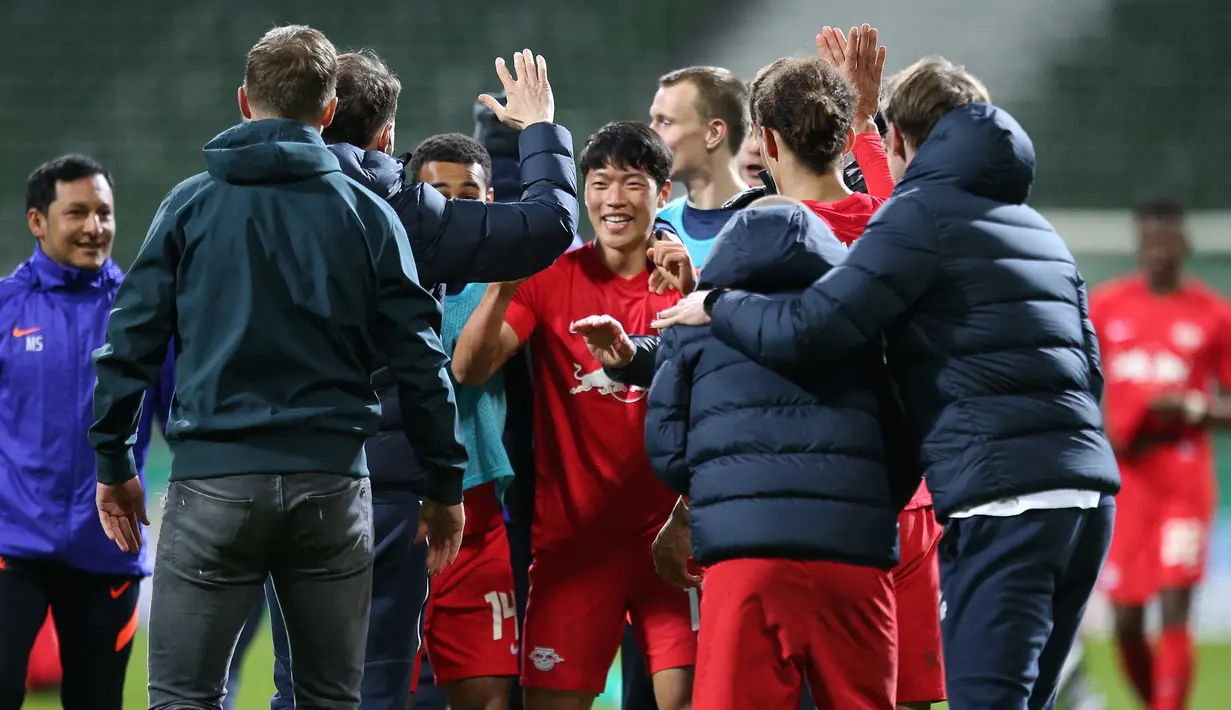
{"left": 1112, "top": 605, "right": 1147, "bottom": 638}
{"left": 1158, "top": 587, "right": 1195, "bottom": 628}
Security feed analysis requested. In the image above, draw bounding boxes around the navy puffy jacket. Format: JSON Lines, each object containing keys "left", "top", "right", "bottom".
{"left": 332, "top": 122, "right": 580, "bottom": 495}
{"left": 708, "top": 104, "right": 1120, "bottom": 520}
{"left": 645, "top": 204, "right": 915, "bottom": 570}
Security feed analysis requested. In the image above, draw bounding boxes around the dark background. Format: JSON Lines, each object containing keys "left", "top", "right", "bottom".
{"left": 2, "top": 0, "right": 1229, "bottom": 266}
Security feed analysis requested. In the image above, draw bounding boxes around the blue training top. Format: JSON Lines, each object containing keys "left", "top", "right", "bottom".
{"left": 442, "top": 283, "right": 516, "bottom": 500}
{"left": 657, "top": 196, "right": 735, "bottom": 267}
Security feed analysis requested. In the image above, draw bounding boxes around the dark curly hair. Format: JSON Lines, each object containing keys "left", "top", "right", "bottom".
{"left": 749, "top": 57, "right": 855, "bottom": 174}
{"left": 408, "top": 132, "right": 493, "bottom": 188}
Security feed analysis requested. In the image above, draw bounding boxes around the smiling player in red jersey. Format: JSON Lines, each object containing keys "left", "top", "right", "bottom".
{"left": 1092, "top": 198, "right": 1231, "bottom": 710}
{"left": 451, "top": 121, "right": 697, "bottom": 710}
{"left": 751, "top": 28, "right": 944, "bottom": 708}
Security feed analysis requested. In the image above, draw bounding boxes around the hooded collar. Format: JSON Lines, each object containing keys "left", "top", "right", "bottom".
{"left": 327, "top": 143, "right": 406, "bottom": 200}
{"left": 203, "top": 119, "right": 341, "bottom": 186}
{"left": 896, "top": 102, "right": 1035, "bottom": 205}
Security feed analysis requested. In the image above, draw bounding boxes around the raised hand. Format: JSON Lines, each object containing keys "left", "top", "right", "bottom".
{"left": 478, "top": 49, "right": 554, "bottom": 131}
{"left": 817, "top": 24, "right": 886, "bottom": 128}
{"left": 816, "top": 25, "right": 849, "bottom": 67}
{"left": 569, "top": 315, "right": 636, "bottom": 369}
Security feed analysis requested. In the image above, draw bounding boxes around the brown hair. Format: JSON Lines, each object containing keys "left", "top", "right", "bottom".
{"left": 749, "top": 57, "right": 854, "bottom": 174}
{"left": 243, "top": 25, "right": 338, "bottom": 123}
{"left": 323, "top": 51, "right": 402, "bottom": 147}
{"left": 658, "top": 66, "right": 749, "bottom": 154}
{"left": 885, "top": 57, "right": 990, "bottom": 149}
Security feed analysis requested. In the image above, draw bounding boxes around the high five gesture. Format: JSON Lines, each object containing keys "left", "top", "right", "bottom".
{"left": 816, "top": 24, "right": 887, "bottom": 132}
{"left": 478, "top": 48, "right": 554, "bottom": 130}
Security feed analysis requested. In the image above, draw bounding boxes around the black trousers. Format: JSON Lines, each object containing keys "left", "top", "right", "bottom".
{"left": 0, "top": 555, "right": 140, "bottom": 710}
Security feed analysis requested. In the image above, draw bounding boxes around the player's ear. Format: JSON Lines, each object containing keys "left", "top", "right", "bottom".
{"left": 378, "top": 122, "right": 396, "bottom": 154}
{"left": 705, "top": 119, "right": 727, "bottom": 152}
{"left": 485, "top": 187, "right": 495, "bottom": 203}
{"left": 762, "top": 128, "right": 780, "bottom": 161}
{"left": 658, "top": 179, "right": 672, "bottom": 209}
{"left": 320, "top": 96, "right": 339, "bottom": 129}
{"left": 26, "top": 208, "right": 46, "bottom": 239}
{"left": 889, "top": 124, "right": 908, "bottom": 161}
{"left": 843, "top": 128, "right": 855, "bottom": 154}
{"left": 238, "top": 86, "right": 253, "bottom": 120}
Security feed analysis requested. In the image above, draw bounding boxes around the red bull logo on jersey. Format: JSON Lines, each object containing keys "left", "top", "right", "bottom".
{"left": 569, "top": 363, "right": 645, "bottom": 403}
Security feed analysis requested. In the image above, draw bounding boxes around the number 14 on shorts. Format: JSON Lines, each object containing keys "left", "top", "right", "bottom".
{"left": 484, "top": 590, "right": 520, "bottom": 642}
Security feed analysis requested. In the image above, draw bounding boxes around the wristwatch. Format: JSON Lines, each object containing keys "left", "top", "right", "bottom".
{"left": 703, "top": 288, "right": 726, "bottom": 316}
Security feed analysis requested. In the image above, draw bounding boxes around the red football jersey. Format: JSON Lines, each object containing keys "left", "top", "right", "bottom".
{"left": 1090, "top": 275, "right": 1231, "bottom": 486}
{"left": 802, "top": 196, "right": 932, "bottom": 510}
{"left": 804, "top": 194, "right": 886, "bottom": 246}
{"left": 506, "top": 243, "right": 683, "bottom": 553}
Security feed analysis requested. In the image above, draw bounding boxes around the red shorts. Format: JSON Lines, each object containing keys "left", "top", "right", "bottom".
{"left": 893, "top": 506, "right": 946, "bottom": 704}
{"left": 411, "top": 483, "right": 519, "bottom": 690}
{"left": 521, "top": 530, "right": 698, "bottom": 693}
{"left": 692, "top": 558, "right": 896, "bottom": 710}
{"left": 1102, "top": 457, "right": 1215, "bottom": 604}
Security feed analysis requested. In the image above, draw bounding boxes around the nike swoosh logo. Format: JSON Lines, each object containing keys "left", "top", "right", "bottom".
{"left": 110, "top": 581, "right": 131, "bottom": 599}
{"left": 12, "top": 326, "right": 39, "bottom": 337}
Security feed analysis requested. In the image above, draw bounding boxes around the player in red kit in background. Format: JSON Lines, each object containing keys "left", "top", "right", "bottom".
{"left": 451, "top": 121, "right": 698, "bottom": 710}
{"left": 1092, "top": 198, "right": 1231, "bottom": 710}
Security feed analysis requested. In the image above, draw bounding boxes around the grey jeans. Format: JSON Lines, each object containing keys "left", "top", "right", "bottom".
{"left": 147, "top": 474, "right": 374, "bottom": 710}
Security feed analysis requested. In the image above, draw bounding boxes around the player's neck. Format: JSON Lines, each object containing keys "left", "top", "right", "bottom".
{"left": 775, "top": 163, "right": 852, "bottom": 205}
{"left": 595, "top": 235, "right": 652, "bottom": 279}
{"left": 1147, "top": 275, "right": 1184, "bottom": 295}
{"left": 682, "top": 158, "right": 745, "bottom": 210}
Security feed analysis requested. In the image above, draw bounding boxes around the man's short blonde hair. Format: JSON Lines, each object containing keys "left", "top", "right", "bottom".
{"left": 885, "top": 57, "right": 990, "bottom": 149}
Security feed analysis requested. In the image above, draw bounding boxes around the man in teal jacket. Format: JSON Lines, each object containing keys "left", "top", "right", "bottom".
{"left": 88, "top": 25, "right": 466, "bottom": 709}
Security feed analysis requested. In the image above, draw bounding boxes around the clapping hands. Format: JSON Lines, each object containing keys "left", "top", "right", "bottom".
{"left": 816, "top": 24, "right": 887, "bottom": 129}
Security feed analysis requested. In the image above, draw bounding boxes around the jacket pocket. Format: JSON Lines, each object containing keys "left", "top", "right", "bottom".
{"left": 938, "top": 518, "right": 962, "bottom": 566}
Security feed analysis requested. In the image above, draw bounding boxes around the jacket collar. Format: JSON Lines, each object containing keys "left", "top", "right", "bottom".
{"left": 28, "top": 244, "right": 122, "bottom": 291}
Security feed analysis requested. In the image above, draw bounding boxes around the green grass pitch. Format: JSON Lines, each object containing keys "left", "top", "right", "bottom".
{"left": 19, "top": 621, "right": 1231, "bottom": 708}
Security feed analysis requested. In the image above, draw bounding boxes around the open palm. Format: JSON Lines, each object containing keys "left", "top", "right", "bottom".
{"left": 569, "top": 315, "right": 635, "bottom": 369}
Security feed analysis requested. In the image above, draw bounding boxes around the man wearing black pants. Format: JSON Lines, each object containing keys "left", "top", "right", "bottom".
{"left": 0, "top": 154, "right": 173, "bottom": 710}
{"left": 0, "top": 560, "right": 141, "bottom": 707}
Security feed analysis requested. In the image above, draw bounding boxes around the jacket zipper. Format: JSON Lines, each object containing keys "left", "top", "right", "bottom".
{"left": 64, "top": 293, "right": 79, "bottom": 557}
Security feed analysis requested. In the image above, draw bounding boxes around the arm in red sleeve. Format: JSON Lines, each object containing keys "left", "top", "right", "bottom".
{"left": 851, "top": 133, "right": 895, "bottom": 199}
{"left": 1200, "top": 301, "right": 1231, "bottom": 426}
